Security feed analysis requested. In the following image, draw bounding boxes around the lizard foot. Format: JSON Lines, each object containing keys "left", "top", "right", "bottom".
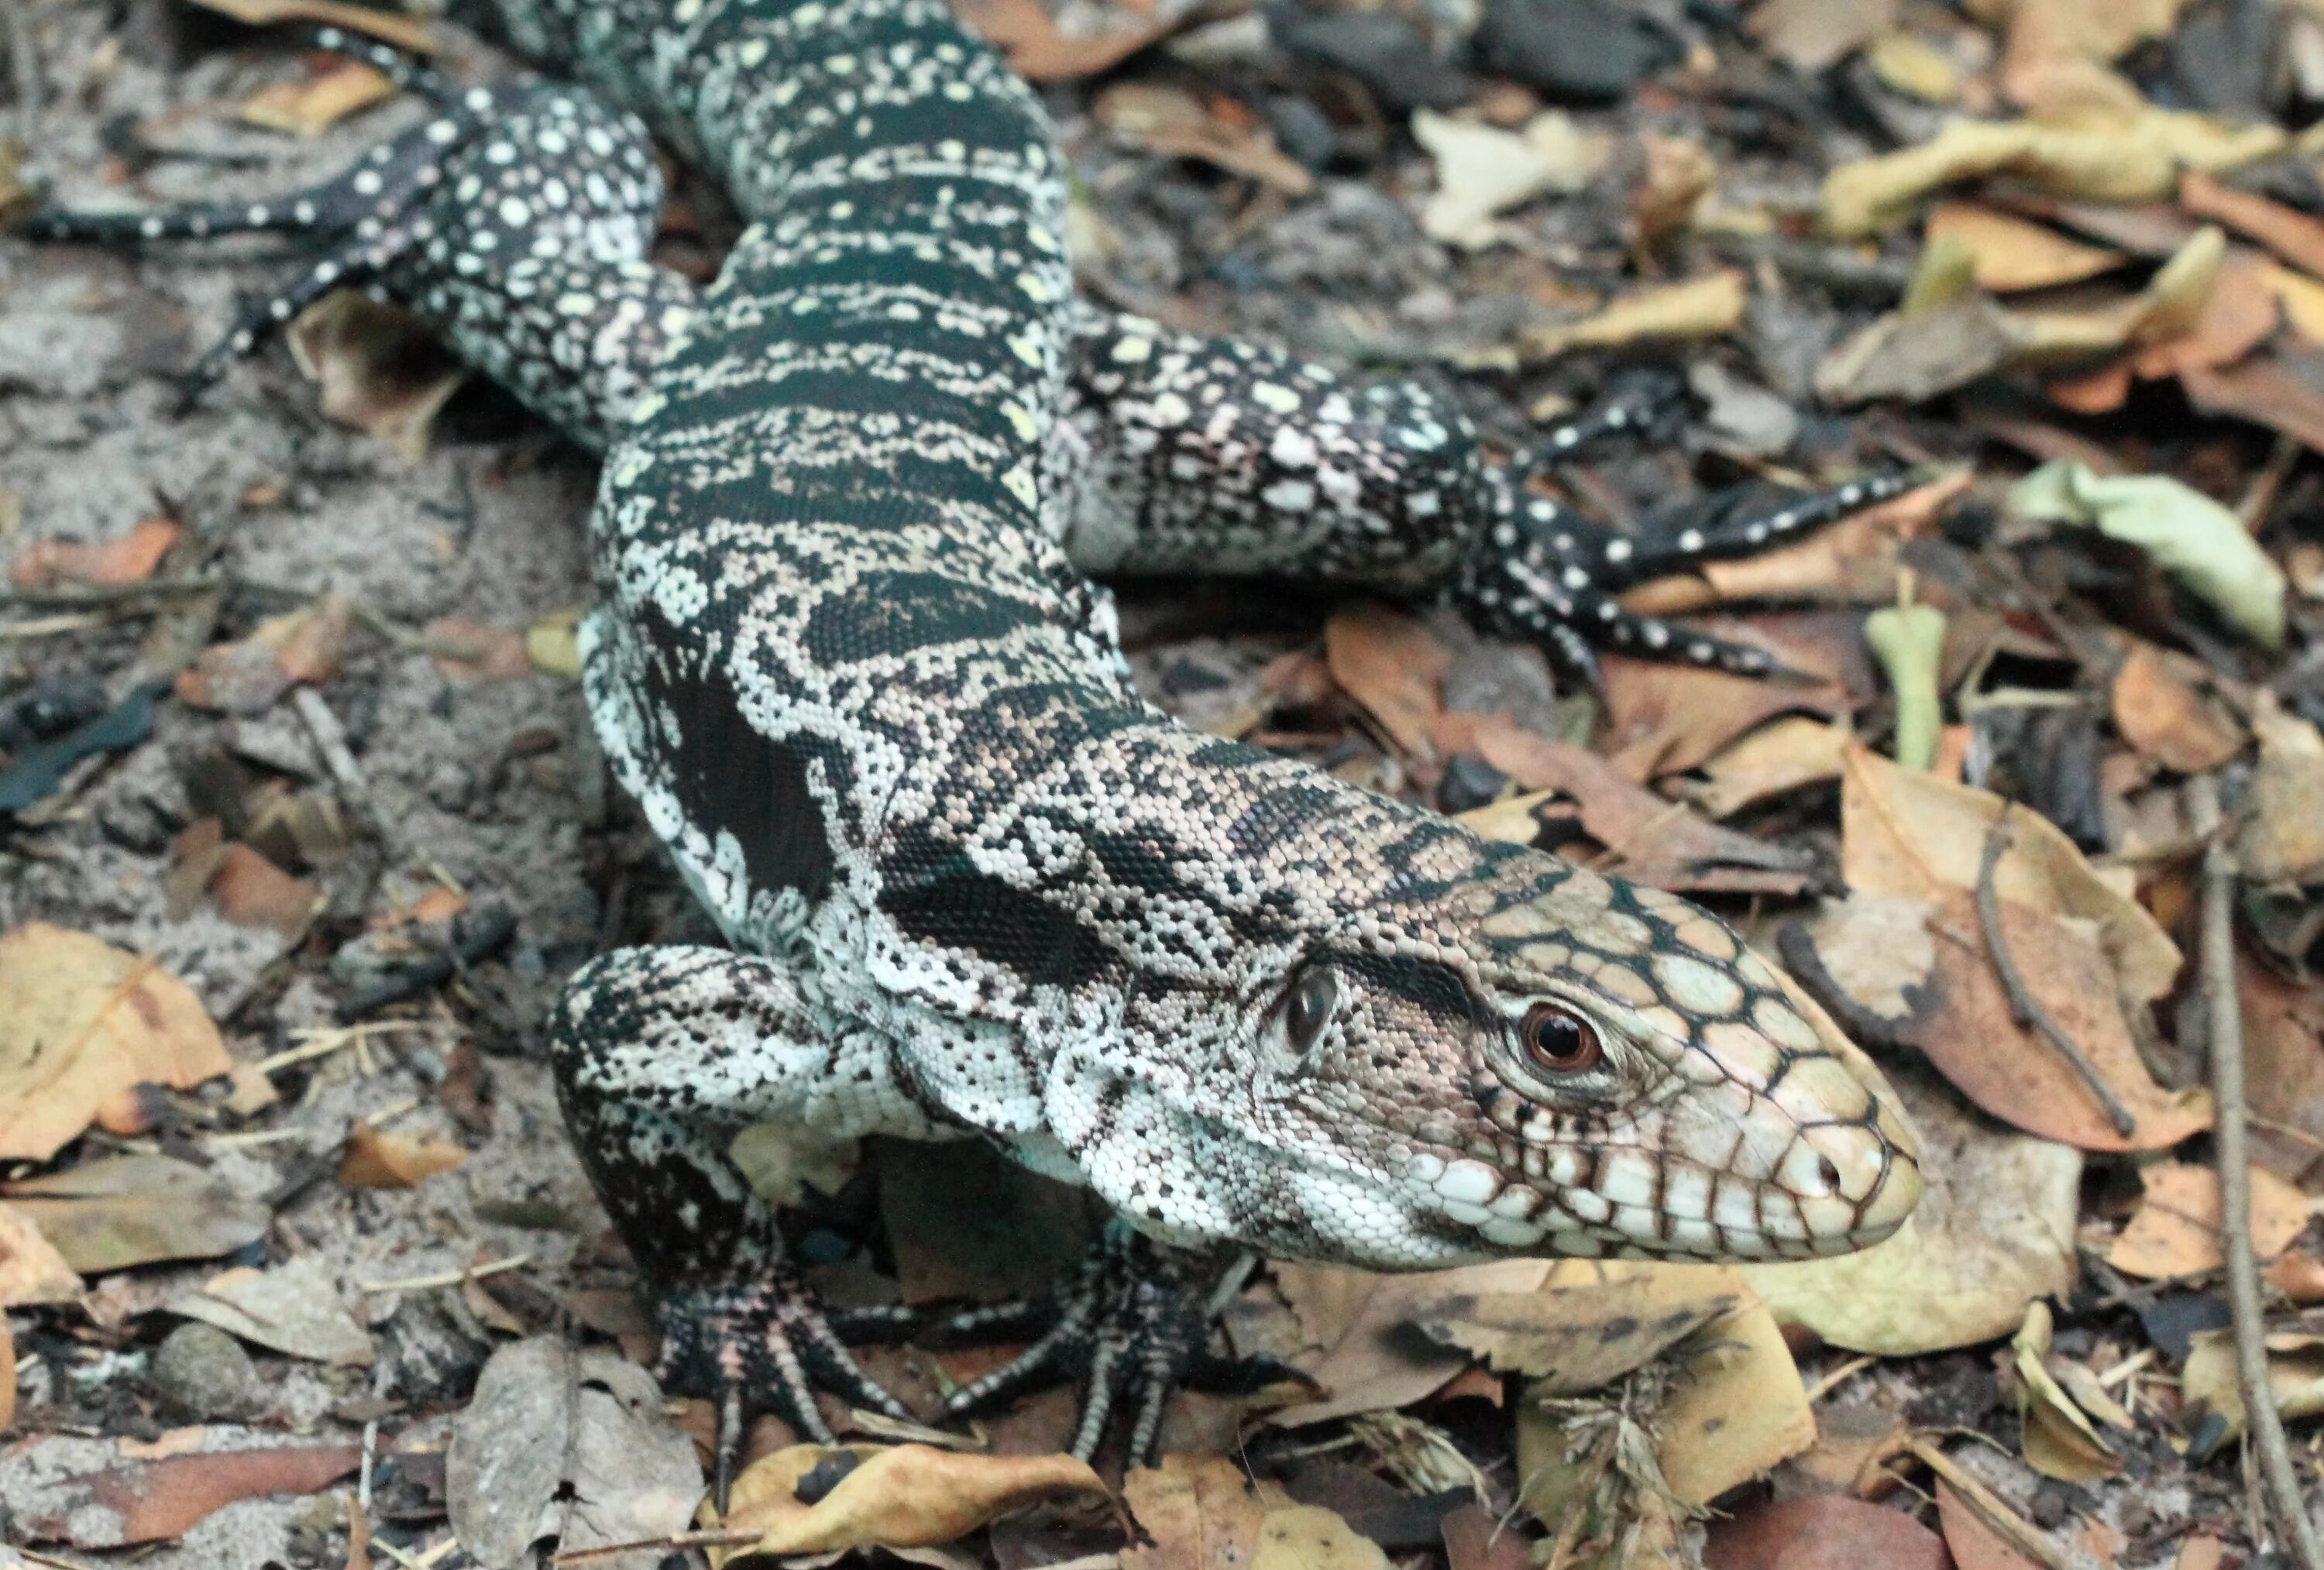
{"left": 655, "top": 1265, "right": 919, "bottom": 1503}
{"left": 925, "top": 1226, "right": 1309, "bottom": 1465}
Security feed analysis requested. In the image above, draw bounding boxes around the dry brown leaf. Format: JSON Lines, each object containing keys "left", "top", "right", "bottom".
{"left": 185, "top": 0, "right": 435, "bottom": 50}
{"left": 1124, "top": 1453, "right": 1291, "bottom": 1570}
{"left": 1600, "top": 654, "right": 1846, "bottom": 781}
{"left": 724, "top": 1444, "right": 1106, "bottom": 1555}
{"left": 1683, "top": 716, "right": 1852, "bottom": 819}
{"left": 2128, "top": 249, "right": 2281, "bottom": 378}
{"left": 2009, "top": 1303, "right": 2120, "bottom": 1482}
{"left": 1822, "top": 111, "right": 2281, "bottom": 238}
{"left": 0, "top": 1201, "right": 82, "bottom": 1307}
{"left": 239, "top": 59, "right": 397, "bottom": 136}
{"left": 2181, "top": 347, "right": 2324, "bottom": 455}
{"left": 1628, "top": 134, "right": 1717, "bottom": 252}
{"left": 2109, "top": 642, "right": 2246, "bottom": 772}
{"left": 1414, "top": 110, "right": 1610, "bottom": 250}
{"left": 287, "top": 291, "right": 467, "bottom": 460}
{"left": 1095, "top": 84, "right": 1312, "bottom": 196}
{"left": 170, "top": 1256, "right": 374, "bottom": 1366}
{"left": 1626, "top": 474, "right": 1966, "bottom": 615}
{"left": 1906, "top": 886, "right": 2209, "bottom": 1150}
{"left": 425, "top": 615, "right": 535, "bottom": 682}
{"left": 205, "top": 844, "right": 321, "bottom": 936}
{"left": 1413, "top": 1259, "right": 1745, "bottom": 1391}
{"left": 1252, "top": 1505, "right": 1394, "bottom": 1570}
{"left": 1747, "top": 0, "right": 1898, "bottom": 71}
{"left": 1467, "top": 716, "right": 1810, "bottom": 895}
{"left": 339, "top": 1120, "right": 467, "bottom": 1189}
{"left": 1741, "top": 1060, "right": 2079, "bottom": 1355}
{"left": 1324, "top": 603, "right": 1451, "bottom": 756}
{"left": 10, "top": 516, "right": 180, "bottom": 590}
{"left": 1926, "top": 202, "right": 2124, "bottom": 292}
{"left": 0, "top": 1314, "right": 14, "bottom": 1434}
{"left": 1840, "top": 743, "right": 2181, "bottom": 998}
{"left": 0, "top": 924, "right": 232, "bottom": 1162}
{"left": 1703, "top": 1496, "right": 1950, "bottom": 1570}
{"left": 1516, "top": 271, "right": 1747, "bottom": 362}
{"left": 951, "top": 0, "right": 1173, "bottom": 80}
{"left": 2106, "top": 1160, "right": 2312, "bottom": 1277}
{"left": 1266, "top": 1258, "right": 1551, "bottom": 1427}
{"left": 2181, "top": 1328, "right": 2324, "bottom": 1437}
{"left": 2180, "top": 170, "right": 2324, "bottom": 280}
{"left": 12, "top": 1439, "right": 363, "bottom": 1548}
{"left": 1, "top": 1154, "right": 270, "bottom": 1273}
{"left": 1658, "top": 1296, "right": 1816, "bottom": 1504}
{"left": 1934, "top": 1482, "right": 2046, "bottom": 1570}
{"left": 2236, "top": 692, "right": 2324, "bottom": 883}
{"left": 2240, "top": 955, "right": 2324, "bottom": 1180}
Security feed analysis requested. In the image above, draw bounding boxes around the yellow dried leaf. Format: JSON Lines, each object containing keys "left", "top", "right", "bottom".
{"left": 2107, "top": 1161, "right": 2312, "bottom": 1278}
{"left": 723, "top": 1444, "right": 1106, "bottom": 1556}
{"left": 0, "top": 924, "right": 232, "bottom": 1162}
{"left": 240, "top": 60, "right": 397, "bottom": 137}
{"left": 1656, "top": 1297, "right": 1816, "bottom": 1503}
{"left": 1519, "top": 271, "right": 1747, "bottom": 361}
{"left": 338, "top": 1122, "right": 467, "bottom": 1190}
{"left": 1925, "top": 202, "right": 2123, "bottom": 292}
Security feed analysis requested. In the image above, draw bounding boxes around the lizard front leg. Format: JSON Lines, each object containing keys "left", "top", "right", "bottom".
{"left": 548, "top": 946, "right": 943, "bottom": 1486}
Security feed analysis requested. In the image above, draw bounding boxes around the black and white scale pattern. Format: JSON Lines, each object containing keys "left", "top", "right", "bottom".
{"left": 19, "top": 0, "right": 1925, "bottom": 1455}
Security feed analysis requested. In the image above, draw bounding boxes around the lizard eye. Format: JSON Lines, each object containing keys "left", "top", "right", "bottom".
{"left": 1284, "top": 967, "right": 1339, "bottom": 1056}
{"left": 1520, "top": 1003, "right": 1602, "bottom": 1074}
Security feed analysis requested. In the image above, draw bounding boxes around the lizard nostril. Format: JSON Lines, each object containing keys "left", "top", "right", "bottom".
{"left": 1816, "top": 1155, "right": 1841, "bottom": 1194}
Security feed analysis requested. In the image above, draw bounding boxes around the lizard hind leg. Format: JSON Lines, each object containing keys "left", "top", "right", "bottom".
{"left": 548, "top": 946, "right": 929, "bottom": 1483}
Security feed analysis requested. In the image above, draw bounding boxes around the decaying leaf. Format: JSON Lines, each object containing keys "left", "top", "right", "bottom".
{"left": 2237, "top": 693, "right": 2324, "bottom": 885}
{"left": 1410, "top": 1259, "right": 1744, "bottom": 1391}
{"left": 724, "top": 1444, "right": 1105, "bottom": 1555}
{"left": 1925, "top": 202, "right": 2125, "bottom": 292}
{"left": 12, "top": 1435, "right": 363, "bottom": 1548}
{"left": 1628, "top": 134, "right": 1717, "bottom": 253}
{"left": 1325, "top": 603, "right": 1452, "bottom": 756}
{"left": 1411, "top": 109, "right": 1610, "bottom": 249}
{"left": 1653, "top": 1297, "right": 1816, "bottom": 1503}
{"left": 170, "top": 1255, "right": 375, "bottom": 1366}
{"left": 2, "top": 1154, "right": 270, "bottom": 1273}
{"left": 1265, "top": 1258, "right": 1552, "bottom": 1426}
{"left": 1822, "top": 110, "right": 2281, "bottom": 238}
{"left": 176, "top": 595, "right": 356, "bottom": 714}
{"left": 1516, "top": 271, "right": 1748, "bottom": 362}
{"left": 953, "top": 0, "right": 1178, "bottom": 81}
{"left": 2009, "top": 1302, "right": 2121, "bottom": 1482}
{"left": 1095, "top": 84, "right": 1312, "bottom": 196}
{"left": 426, "top": 615, "right": 536, "bottom": 682}
{"left": 0, "top": 1202, "right": 83, "bottom": 1307}
{"left": 1683, "top": 716, "right": 1852, "bottom": 819}
{"left": 2008, "top": 461, "right": 2288, "bottom": 648}
{"left": 1123, "top": 1452, "right": 1289, "bottom": 1570}
{"left": 11, "top": 516, "right": 180, "bottom": 590}
{"left": 2109, "top": 642, "right": 2246, "bottom": 772}
{"left": 2183, "top": 1328, "right": 2324, "bottom": 1438}
{"left": 0, "top": 924, "right": 232, "bottom": 1162}
{"left": 339, "top": 1120, "right": 468, "bottom": 1189}
{"left": 1741, "top": 1062, "right": 2080, "bottom": 1355}
{"left": 185, "top": 0, "right": 436, "bottom": 51}
{"left": 1707, "top": 1496, "right": 1951, "bottom": 1570}
{"left": 240, "top": 59, "right": 397, "bottom": 136}
{"left": 287, "top": 291, "right": 468, "bottom": 461}
{"left": 448, "top": 1338, "right": 702, "bottom": 1569}
{"left": 2106, "top": 1160, "right": 2312, "bottom": 1278}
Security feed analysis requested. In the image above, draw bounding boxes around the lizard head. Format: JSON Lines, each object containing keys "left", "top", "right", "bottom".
{"left": 1232, "top": 850, "right": 1922, "bottom": 1270}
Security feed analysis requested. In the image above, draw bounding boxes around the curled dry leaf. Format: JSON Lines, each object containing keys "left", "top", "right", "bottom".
{"left": 184, "top": 0, "right": 436, "bottom": 51}
{"left": 1, "top": 1154, "right": 270, "bottom": 1273}
{"left": 2106, "top": 1160, "right": 2312, "bottom": 1278}
{"left": 448, "top": 1338, "right": 702, "bottom": 1569}
{"left": 1741, "top": 1060, "right": 2080, "bottom": 1355}
{"left": 2109, "top": 642, "right": 2245, "bottom": 772}
{"left": 1095, "top": 84, "right": 1312, "bottom": 196}
{"left": 1703, "top": 1496, "right": 1951, "bottom": 1570}
{"left": 2008, "top": 1302, "right": 2120, "bottom": 1483}
{"left": 0, "top": 922, "right": 232, "bottom": 1163}
{"left": 12, "top": 1437, "right": 364, "bottom": 1548}
{"left": 2236, "top": 693, "right": 2324, "bottom": 884}
{"left": 287, "top": 290, "right": 468, "bottom": 461}
{"left": 1821, "top": 110, "right": 2281, "bottom": 238}
{"left": 724, "top": 1444, "right": 1106, "bottom": 1555}
{"left": 1411, "top": 109, "right": 1610, "bottom": 249}
{"left": 0, "top": 1201, "right": 83, "bottom": 1307}
{"left": 1264, "top": 1257, "right": 1551, "bottom": 1427}
{"left": 10, "top": 515, "right": 180, "bottom": 589}
{"left": 2008, "top": 461, "right": 2287, "bottom": 648}
{"left": 1925, "top": 202, "right": 2124, "bottom": 292}
{"left": 2181, "top": 1328, "right": 2324, "bottom": 1438}
{"left": 1515, "top": 271, "right": 1747, "bottom": 362}
{"left": 240, "top": 59, "right": 397, "bottom": 137}
{"left": 170, "top": 1254, "right": 374, "bottom": 1366}
{"left": 1411, "top": 1259, "right": 1745, "bottom": 1392}
{"left": 1324, "top": 603, "right": 1451, "bottom": 756}
{"left": 339, "top": 1120, "right": 467, "bottom": 1189}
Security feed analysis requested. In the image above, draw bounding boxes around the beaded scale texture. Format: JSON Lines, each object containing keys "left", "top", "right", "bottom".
{"left": 21, "top": 0, "right": 1927, "bottom": 1462}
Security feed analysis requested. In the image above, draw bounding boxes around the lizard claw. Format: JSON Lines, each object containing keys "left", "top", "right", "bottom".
{"left": 924, "top": 1227, "right": 1312, "bottom": 1465}
{"left": 654, "top": 1268, "right": 920, "bottom": 1507}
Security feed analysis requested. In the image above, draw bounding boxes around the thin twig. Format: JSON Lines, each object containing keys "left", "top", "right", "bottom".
{"left": 2191, "top": 774, "right": 2324, "bottom": 1569}
{"left": 1906, "top": 1438, "right": 2072, "bottom": 1570}
{"left": 1975, "top": 812, "right": 2137, "bottom": 1137}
